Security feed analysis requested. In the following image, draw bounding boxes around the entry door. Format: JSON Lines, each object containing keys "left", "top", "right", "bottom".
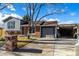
{"left": 41, "top": 26, "right": 55, "bottom": 37}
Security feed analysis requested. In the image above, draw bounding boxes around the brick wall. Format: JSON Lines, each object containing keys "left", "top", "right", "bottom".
{"left": 21, "top": 26, "right": 29, "bottom": 36}
{"left": 35, "top": 26, "right": 41, "bottom": 38}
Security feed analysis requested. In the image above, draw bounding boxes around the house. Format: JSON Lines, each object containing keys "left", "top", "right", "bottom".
{"left": 21, "top": 21, "right": 58, "bottom": 38}
{"left": 2, "top": 16, "right": 79, "bottom": 39}
{"left": 2, "top": 16, "right": 58, "bottom": 38}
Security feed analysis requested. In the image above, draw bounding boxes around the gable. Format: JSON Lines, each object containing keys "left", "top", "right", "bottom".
{"left": 3, "top": 16, "right": 13, "bottom": 22}
{"left": 3, "top": 16, "right": 21, "bottom": 23}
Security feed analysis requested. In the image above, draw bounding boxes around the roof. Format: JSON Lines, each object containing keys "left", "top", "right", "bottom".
{"left": 35, "top": 21, "right": 58, "bottom": 25}
{"left": 3, "top": 16, "right": 21, "bottom": 22}
{"left": 44, "top": 21, "right": 58, "bottom": 25}
{"left": 59, "top": 24, "right": 77, "bottom": 27}
{"left": 21, "top": 21, "right": 58, "bottom": 26}
{"left": 58, "top": 24, "right": 77, "bottom": 29}
{"left": 20, "top": 20, "right": 29, "bottom": 25}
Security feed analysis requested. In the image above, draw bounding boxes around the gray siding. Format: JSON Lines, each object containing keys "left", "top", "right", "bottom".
{"left": 4, "top": 18, "right": 20, "bottom": 31}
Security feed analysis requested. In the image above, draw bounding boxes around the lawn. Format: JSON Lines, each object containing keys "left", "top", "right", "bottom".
{"left": 0, "top": 41, "right": 5, "bottom": 47}
{"left": 0, "top": 36, "right": 31, "bottom": 48}
{"left": 0, "top": 37, "right": 5, "bottom": 47}
{"left": 17, "top": 36, "right": 31, "bottom": 48}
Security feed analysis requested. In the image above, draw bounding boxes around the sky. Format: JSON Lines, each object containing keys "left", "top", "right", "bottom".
{"left": 0, "top": 3, "right": 79, "bottom": 25}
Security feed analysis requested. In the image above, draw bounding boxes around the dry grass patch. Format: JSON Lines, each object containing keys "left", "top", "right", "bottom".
{"left": 17, "top": 36, "right": 31, "bottom": 48}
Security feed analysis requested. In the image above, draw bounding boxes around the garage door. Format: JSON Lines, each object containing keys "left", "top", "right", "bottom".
{"left": 41, "top": 26, "right": 55, "bottom": 38}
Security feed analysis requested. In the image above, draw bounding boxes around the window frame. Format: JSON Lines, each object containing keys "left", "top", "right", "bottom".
{"left": 7, "top": 21, "right": 15, "bottom": 29}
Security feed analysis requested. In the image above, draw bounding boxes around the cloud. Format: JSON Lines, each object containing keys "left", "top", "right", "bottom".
{"left": 47, "top": 18, "right": 60, "bottom": 22}
{"left": 61, "top": 9, "right": 65, "bottom": 12}
{"left": 10, "top": 13, "right": 22, "bottom": 19}
{"left": 41, "top": 18, "right": 75, "bottom": 24}
{"left": 59, "top": 20, "right": 75, "bottom": 24}
{"left": 70, "top": 13, "right": 76, "bottom": 16}
{"left": 0, "top": 12, "right": 5, "bottom": 27}
{"left": 3, "top": 10, "right": 8, "bottom": 14}
{"left": 7, "top": 4, "right": 16, "bottom": 11}
{"left": 22, "top": 7, "right": 26, "bottom": 11}
{"left": 65, "top": 6, "right": 68, "bottom": 9}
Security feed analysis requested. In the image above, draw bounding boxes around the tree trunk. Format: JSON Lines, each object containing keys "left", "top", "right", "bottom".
{"left": 27, "top": 25, "right": 31, "bottom": 39}
{"left": 27, "top": 24, "right": 35, "bottom": 39}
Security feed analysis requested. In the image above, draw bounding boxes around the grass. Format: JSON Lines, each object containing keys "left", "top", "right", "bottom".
{"left": 0, "top": 37, "right": 5, "bottom": 47}
{"left": 0, "top": 41, "right": 5, "bottom": 47}
{"left": 0, "top": 36, "right": 33, "bottom": 48}
{"left": 17, "top": 36, "right": 31, "bottom": 48}
{"left": 0, "top": 37, "right": 5, "bottom": 41}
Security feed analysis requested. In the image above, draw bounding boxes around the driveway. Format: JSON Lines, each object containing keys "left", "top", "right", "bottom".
{"left": 0, "top": 38, "right": 76, "bottom": 56}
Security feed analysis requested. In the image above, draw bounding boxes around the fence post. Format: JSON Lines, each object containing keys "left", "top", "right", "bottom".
{"left": 3, "top": 35, "right": 17, "bottom": 51}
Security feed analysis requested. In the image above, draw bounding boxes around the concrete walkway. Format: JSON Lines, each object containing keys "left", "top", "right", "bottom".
{"left": 54, "top": 38, "right": 76, "bottom": 56}
{"left": 0, "top": 38, "right": 76, "bottom": 56}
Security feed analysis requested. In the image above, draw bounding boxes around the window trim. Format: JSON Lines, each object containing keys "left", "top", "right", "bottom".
{"left": 7, "top": 21, "right": 15, "bottom": 29}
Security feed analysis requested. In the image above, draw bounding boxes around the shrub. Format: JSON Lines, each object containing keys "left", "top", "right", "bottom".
{"left": 0, "top": 37, "right": 5, "bottom": 41}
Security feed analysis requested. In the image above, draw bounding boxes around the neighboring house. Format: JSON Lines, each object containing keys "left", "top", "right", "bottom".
{"left": 0, "top": 24, "right": 5, "bottom": 38}
{"left": 3, "top": 16, "right": 21, "bottom": 35}
{"left": 3, "top": 16, "right": 21, "bottom": 31}
{"left": 0, "top": 27, "right": 4, "bottom": 38}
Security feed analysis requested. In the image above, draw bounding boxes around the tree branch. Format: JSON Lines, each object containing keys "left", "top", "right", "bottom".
{"left": 34, "top": 4, "right": 43, "bottom": 23}
{"left": 0, "top": 3, "right": 11, "bottom": 10}
{"left": 36, "top": 11, "right": 63, "bottom": 24}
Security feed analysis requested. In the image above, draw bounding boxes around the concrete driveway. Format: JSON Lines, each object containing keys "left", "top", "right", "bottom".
{"left": 0, "top": 38, "right": 76, "bottom": 56}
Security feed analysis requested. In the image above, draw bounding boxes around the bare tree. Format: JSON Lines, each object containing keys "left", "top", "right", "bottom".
{"left": 0, "top": 3, "right": 12, "bottom": 10}
{"left": 23, "top": 3, "right": 67, "bottom": 38}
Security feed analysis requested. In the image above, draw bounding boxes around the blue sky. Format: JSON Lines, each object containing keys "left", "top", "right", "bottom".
{"left": 0, "top": 3, "right": 79, "bottom": 24}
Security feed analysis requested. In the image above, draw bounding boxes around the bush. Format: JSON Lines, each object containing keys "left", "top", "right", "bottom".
{"left": 0, "top": 37, "right": 5, "bottom": 41}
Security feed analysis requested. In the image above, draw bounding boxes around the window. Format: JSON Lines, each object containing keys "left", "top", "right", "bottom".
{"left": 7, "top": 21, "right": 15, "bottom": 29}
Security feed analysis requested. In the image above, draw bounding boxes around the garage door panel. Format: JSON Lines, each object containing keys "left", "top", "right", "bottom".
{"left": 41, "top": 26, "right": 55, "bottom": 37}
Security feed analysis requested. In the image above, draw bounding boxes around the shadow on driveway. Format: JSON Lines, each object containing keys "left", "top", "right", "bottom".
{"left": 14, "top": 48, "right": 42, "bottom": 53}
